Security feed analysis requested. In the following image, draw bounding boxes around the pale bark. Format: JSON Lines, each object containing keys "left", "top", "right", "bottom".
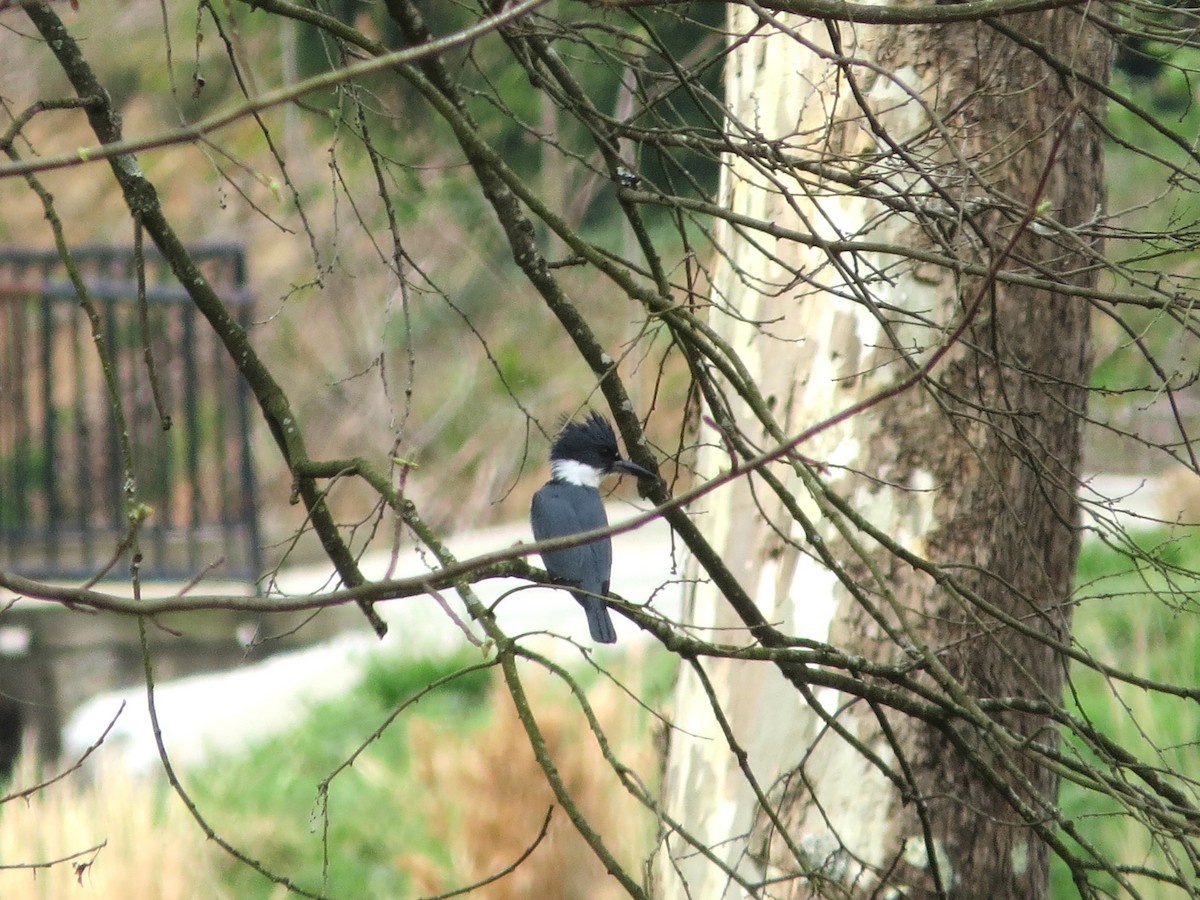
{"left": 661, "top": 8, "right": 1105, "bottom": 899}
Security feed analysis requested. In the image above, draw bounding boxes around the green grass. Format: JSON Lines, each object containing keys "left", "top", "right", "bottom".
{"left": 186, "top": 645, "right": 676, "bottom": 898}
{"left": 186, "top": 650, "right": 498, "bottom": 898}
{"left": 1051, "top": 527, "right": 1200, "bottom": 899}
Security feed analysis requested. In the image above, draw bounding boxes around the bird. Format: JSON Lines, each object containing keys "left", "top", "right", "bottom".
{"left": 530, "top": 412, "right": 655, "bottom": 643}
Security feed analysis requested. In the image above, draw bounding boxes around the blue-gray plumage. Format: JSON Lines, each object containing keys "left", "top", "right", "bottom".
{"left": 530, "top": 412, "right": 655, "bottom": 643}
{"left": 532, "top": 481, "right": 616, "bottom": 642}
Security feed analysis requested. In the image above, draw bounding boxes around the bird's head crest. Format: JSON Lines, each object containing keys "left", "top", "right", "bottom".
{"left": 550, "top": 411, "right": 620, "bottom": 465}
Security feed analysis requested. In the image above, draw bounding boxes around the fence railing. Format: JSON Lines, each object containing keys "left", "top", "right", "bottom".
{"left": 0, "top": 244, "right": 262, "bottom": 584}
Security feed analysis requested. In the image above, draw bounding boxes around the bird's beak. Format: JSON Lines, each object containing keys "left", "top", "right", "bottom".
{"left": 614, "top": 459, "right": 656, "bottom": 481}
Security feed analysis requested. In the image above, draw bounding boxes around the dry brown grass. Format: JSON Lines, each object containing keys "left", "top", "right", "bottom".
{"left": 0, "top": 657, "right": 666, "bottom": 899}
{"left": 0, "top": 757, "right": 230, "bottom": 900}
{"left": 401, "top": 662, "right": 659, "bottom": 899}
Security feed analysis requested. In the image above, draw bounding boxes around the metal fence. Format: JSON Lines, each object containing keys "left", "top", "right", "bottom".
{"left": 0, "top": 244, "right": 262, "bottom": 583}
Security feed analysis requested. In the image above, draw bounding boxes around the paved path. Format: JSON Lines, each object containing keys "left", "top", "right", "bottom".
{"left": 63, "top": 505, "right": 682, "bottom": 770}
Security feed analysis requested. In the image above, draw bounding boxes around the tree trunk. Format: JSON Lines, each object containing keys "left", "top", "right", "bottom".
{"left": 660, "top": 8, "right": 1106, "bottom": 899}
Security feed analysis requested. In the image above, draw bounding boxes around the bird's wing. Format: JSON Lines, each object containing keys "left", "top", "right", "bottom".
{"left": 530, "top": 484, "right": 611, "bottom": 593}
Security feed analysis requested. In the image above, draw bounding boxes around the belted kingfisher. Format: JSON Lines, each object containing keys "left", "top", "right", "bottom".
{"left": 530, "top": 412, "right": 655, "bottom": 643}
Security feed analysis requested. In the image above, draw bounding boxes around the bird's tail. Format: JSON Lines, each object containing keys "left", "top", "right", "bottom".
{"left": 576, "top": 594, "right": 617, "bottom": 644}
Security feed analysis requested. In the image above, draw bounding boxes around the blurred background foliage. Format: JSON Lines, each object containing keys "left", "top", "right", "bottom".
{"left": 2, "top": 0, "right": 1194, "bottom": 532}
{"left": 0, "top": 0, "right": 723, "bottom": 543}
{"left": 2, "top": 0, "right": 1200, "bottom": 896}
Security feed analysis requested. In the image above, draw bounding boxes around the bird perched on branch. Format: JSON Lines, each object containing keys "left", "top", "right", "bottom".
{"left": 530, "top": 412, "right": 655, "bottom": 643}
